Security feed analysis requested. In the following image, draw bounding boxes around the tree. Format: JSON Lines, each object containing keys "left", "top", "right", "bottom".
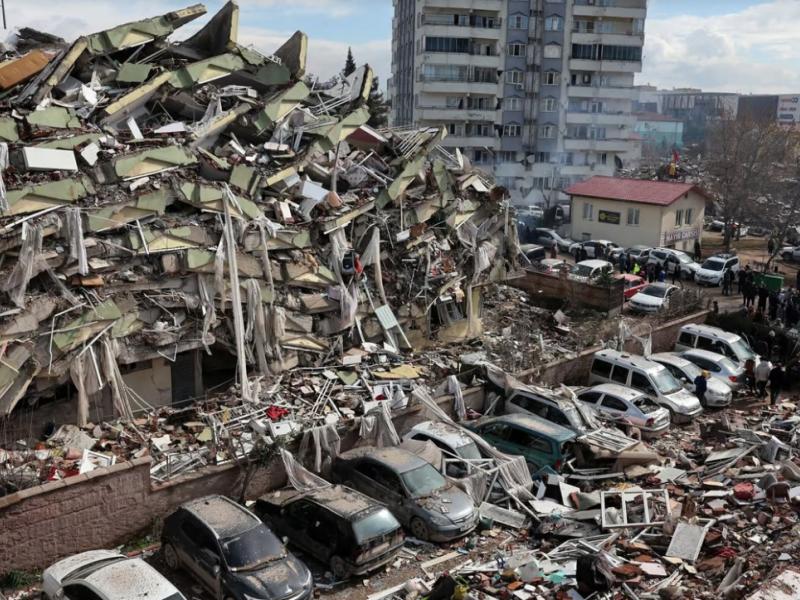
{"left": 367, "top": 76, "right": 389, "bottom": 129}
{"left": 703, "top": 114, "right": 792, "bottom": 251}
{"left": 343, "top": 47, "right": 356, "bottom": 77}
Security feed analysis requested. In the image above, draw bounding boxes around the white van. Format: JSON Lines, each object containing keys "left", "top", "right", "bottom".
{"left": 673, "top": 323, "right": 758, "bottom": 366}
{"left": 589, "top": 349, "right": 703, "bottom": 422}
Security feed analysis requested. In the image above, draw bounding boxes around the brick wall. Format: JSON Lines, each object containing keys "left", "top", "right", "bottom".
{"left": 510, "top": 270, "right": 624, "bottom": 313}
{"left": 0, "top": 390, "right": 483, "bottom": 573}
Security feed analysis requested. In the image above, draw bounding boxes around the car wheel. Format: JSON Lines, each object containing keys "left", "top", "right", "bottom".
{"left": 330, "top": 555, "right": 351, "bottom": 580}
{"left": 409, "top": 517, "right": 430, "bottom": 541}
{"left": 162, "top": 542, "right": 180, "bottom": 571}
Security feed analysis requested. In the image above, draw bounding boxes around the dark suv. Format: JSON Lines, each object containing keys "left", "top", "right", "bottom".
{"left": 161, "top": 495, "right": 313, "bottom": 600}
{"left": 254, "top": 485, "right": 404, "bottom": 579}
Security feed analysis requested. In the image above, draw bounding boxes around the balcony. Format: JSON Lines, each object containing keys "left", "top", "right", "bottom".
{"left": 564, "top": 137, "right": 633, "bottom": 152}
{"left": 423, "top": 0, "right": 503, "bottom": 12}
{"left": 418, "top": 79, "right": 498, "bottom": 95}
{"left": 571, "top": 32, "right": 645, "bottom": 46}
{"left": 441, "top": 135, "right": 498, "bottom": 149}
{"left": 567, "top": 84, "right": 638, "bottom": 100}
{"left": 569, "top": 58, "right": 642, "bottom": 73}
{"left": 417, "top": 106, "right": 497, "bottom": 122}
{"left": 566, "top": 111, "right": 636, "bottom": 126}
{"left": 573, "top": 0, "right": 647, "bottom": 19}
{"left": 418, "top": 51, "right": 500, "bottom": 68}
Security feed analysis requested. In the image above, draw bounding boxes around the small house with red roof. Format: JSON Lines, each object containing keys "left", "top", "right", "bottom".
{"left": 564, "top": 176, "right": 709, "bottom": 252}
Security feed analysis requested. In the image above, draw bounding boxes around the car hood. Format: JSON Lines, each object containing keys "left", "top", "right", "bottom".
{"left": 230, "top": 553, "right": 311, "bottom": 600}
{"left": 630, "top": 293, "right": 664, "bottom": 307}
{"left": 666, "top": 388, "right": 702, "bottom": 410}
{"left": 697, "top": 268, "right": 723, "bottom": 278}
{"left": 706, "top": 378, "right": 732, "bottom": 396}
{"left": 417, "top": 485, "right": 475, "bottom": 524}
{"left": 683, "top": 262, "right": 700, "bottom": 272}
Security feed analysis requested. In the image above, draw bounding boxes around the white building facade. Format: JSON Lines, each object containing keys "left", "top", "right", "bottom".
{"left": 389, "top": 0, "right": 647, "bottom": 207}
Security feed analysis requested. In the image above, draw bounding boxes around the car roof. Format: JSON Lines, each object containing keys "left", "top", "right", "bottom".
{"left": 540, "top": 258, "right": 565, "bottom": 266}
{"left": 583, "top": 383, "right": 645, "bottom": 401}
{"left": 508, "top": 385, "right": 574, "bottom": 410}
{"left": 594, "top": 349, "right": 665, "bottom": 372}
{"left": 476, "top": 413, "right": 577, "bottom": 442}
{"left": 183, "top": 495, "right": 259, "bottom": 538}
{"left": 628, "top": 245, "right": 651, "bottom": 251}
{"left": 262, "top": 485, "right": 381, "bottom": 519}
{"left": 577, "top": 259, "right": 612, "bottom": 268}
{"left": 682, "top": 348, "right": 729, "bottom": 363}
{"left": 408, "top": 420, "right": 476, "bottom": 449}
{"left": 643, "top": 282, "right": 676, "bottom": 291}
{"left": 339, "top": 446, "right": 429, "bottom": 473}
{"left": 703, "top": 255, "right": 729, "bottom": 263}
{"left": 649, "top": 352, "right": 693, "bottom": 369}
{"left": 82, "top": 557, "right": 183, "bottom": 600}
{"left": 680, "top": 323, "right": 740, "bottom": 342}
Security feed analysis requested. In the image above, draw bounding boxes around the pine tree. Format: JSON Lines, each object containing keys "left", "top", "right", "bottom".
{"left": 367, "top": 77, "right": 389, "bottom": 129}
{"left": 344, "top": 47, "right": 356, "bottom": 77}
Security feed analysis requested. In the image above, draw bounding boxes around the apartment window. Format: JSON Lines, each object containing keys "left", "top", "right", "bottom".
{"left": 503, "top": 123, "right": 521, "bottom": 137}
{"left": 510, "top": 14, "right": 528, "bottom": 29}
{"left": 675, "top": 209, "right": 684, "bottom": 227}
{"left": 507, "top": 43, "right": 526, "bottom": 57}
{"left": 504, "top": 97, "right": 522, "bottom": 111}
{"left": 445, "top": 96, "right": 463, "bottom": 108}
{"left": 498, "top": 151, "right": 517, "bottom": 163}
{"left": 545, "top": 15, "right": 563, "bottom": 31}
{"left": 601, "top": 45, "right": 643, "bottom": 62}
{"left": 685, "top": 208, "right": 693, "bottom": 225}
{"left": 422, "top": 64, "right": 468, "bottom": 81}
{"left": 532, "top": 151, "right": 551, "bottom": 163}
{"left": 466, "top": 122, "right": 492, "bottom": 137}
{"left": 599, "top": 152, "right": 608, "bottom": 165}
{"left": 543, "top": 43, "right": 562, "bottom": 59}
{"left": 445, "top": 123, "right": 463, "bottom": 136}
{"left": 633, "top": 19, "right": 645, "bottom": 34}
{"left": 627, "top": 208, "right": 640, "bottom": 226}
{"left": 571, "top": 72, "right": 593, "bottom": 86}
{"left": 583, "top": 203, "right": 594, "bottom": 221}
{"left": 466, "top": 96, "right": 491, "bottom": 110}
{"left": 539, "top": 124, "right": 555, "bottom": 139}
{"left": 425, "top": 37, "right": 470, "bottom": 54}
{"left": 472, "top": 67, "right": 496, "bottom": 83}
{"left": 573, "top": 19, "right": 595, "bottom": 33}
{"left": 544, "top": 71, "right": 560, "bottom": 86}
{"left": 563, "top": 152, "right": 574, "bottom": 166}
{"left": 540, "top": 97, "right": 557, "bottom": 112}
{"left": 532, "top": 177, "right": 551, "bottom": 189}
{"left": 473, "top": 149, "right": 491, "bottom": 164}
{"left": 505, "top": 70, "right": 524, "bottom": 85}
{"left": 572, "top": 43, "right": 599, "bottom": 60}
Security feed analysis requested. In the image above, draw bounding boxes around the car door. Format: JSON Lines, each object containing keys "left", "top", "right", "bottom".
{"left": 576, "top": 390, "right": 602, "bottom": 413}
{"left": 304, "top": 503, "right": 339, "bottom": 563}
{"left": 177, "top": 514, "right": 222, "bottom": 597}
{"left": 281, "top": 499, "right": 318, "bottom": 557}
{"left": 62, "top": 584, "right": 104, "bottom": 600}
{"left": 349, "top": 460, "right": 389, "bottom": 501}
{"left": 507, "top": 393, "right": 547, "bottom": 419}
{"left": 370, "top": 464, "right": 413, "bottom": 523}
{"left": 676, "top": 331, "right": 697, "bottom": 351}
{"left": 475, "top": 422, "right": 513, "bottom": 454}
{"left": 610, "top": 364, "right": 630, "bottom": 386}
{"left": 630, "top": 371, "right": 659, "bottom": 398}
{"left": 598, "top": 393, "right": 630, "bottom": 422}
{"left": 505, "top": 425, "right": 553, "bottom": 471}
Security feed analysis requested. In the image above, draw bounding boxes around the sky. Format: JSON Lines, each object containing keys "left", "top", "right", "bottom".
{"left": 5, "top": 0, "right": 800, "bottom": 94}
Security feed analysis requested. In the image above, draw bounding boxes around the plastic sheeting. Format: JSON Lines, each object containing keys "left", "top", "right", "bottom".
{"left": 448, "top": 374, "right": 466, "bottom": 422}
{"left": 299, "top": 422, "right": 341, "bottom": 473}
{"left": 65, "top": 207, "right": 89, "bottom": 275}
{"left": 3, "top": 223, "right": 45, "bottom": 308}
{"left": 360, "top": 226, "right": 388, "bottom": 306}
{"left": 474, "top": 241, "right": 498, "bottom": 278}
{"left": 359, "top": 401, "right": 401, "bottom": 447}
{"left": 280, "top": 448, "right": 330, "bottom": 491}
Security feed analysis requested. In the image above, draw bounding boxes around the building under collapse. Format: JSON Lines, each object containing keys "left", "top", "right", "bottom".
{"left": 0, "top": 2, "right": 519, "bottom": 443}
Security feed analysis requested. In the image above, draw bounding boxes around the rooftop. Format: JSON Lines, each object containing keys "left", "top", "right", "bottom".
{"left": 476, "top": 413, "right": 576, "bottom": 442}
{"left": 183, "top": 495, "right": 258, "bottom": 538}
{"left": 565, "top": 176, "right": 710, "bottom": 206}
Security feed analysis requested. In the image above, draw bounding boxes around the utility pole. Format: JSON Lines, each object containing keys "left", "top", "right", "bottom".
{"left": 1, "top": 1, "right": 6, "bottom": 29}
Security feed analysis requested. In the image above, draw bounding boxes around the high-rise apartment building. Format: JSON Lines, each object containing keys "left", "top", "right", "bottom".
{"left": 389, "top": 0, "right": 646, "bottom": 206}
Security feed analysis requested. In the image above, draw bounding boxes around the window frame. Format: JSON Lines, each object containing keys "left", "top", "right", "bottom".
{"left": 627, "top": 207, "right": 640, "bottom": 226}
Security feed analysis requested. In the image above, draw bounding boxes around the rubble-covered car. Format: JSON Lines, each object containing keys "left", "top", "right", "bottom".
{"left": 681, "top": 348, "right": 745, "bottom": 390}
{"left": 161, "top": 495, "right": 313, "bottom": 600}
{"left": 403, "top": 420, "right": 484, "bottom": 478}
{"left": 674, "top": 323, "right": 758, "bottom": 366}
{"left": 568, "top": 259, "right": 614, "bottom": 282}
{"left": 520, "top": 243, "right": 547, "bottom": 264}
{"left": 42, "top": 549, "right": 187, "bottom": 600}
{"left": 531, "top": 227, "right": 573, "bottom": 252}
{"left": 589, "top": 349, "right": 702, "bottom": 422}
{"left": 649, "top": 352, "right": 733, "bottom": 407}
{"left": 468, "top": 413, "right": 577, "bottom": 473}
{"left": 575, "top": 383, "right": 671, "bottom": 437}
{"left": 331, "top": 447, "right": 478, "bottom": 542}
{"left": 254, "top": 485, "right": 404, "bottom": 579}
{"left": 537, "top": 257, "right": 568, "bottom": 274}
{"left": 629, "top": 283, "right": 679, "bottom": 313}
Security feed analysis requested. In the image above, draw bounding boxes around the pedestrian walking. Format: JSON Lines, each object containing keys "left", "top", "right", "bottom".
{"left": 769, "top": 363, "right": 785, "bottom": 405}
{"left": 755, "top": 359, "right": 772, "bottom": 399}
{"left": 694, "top": 370, "right": 708, "bottom": 406}
{"left": 769, "top": 290, "right": 779, "bottom": 321}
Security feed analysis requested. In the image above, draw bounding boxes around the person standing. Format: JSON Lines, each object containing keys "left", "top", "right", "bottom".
{"left": 737, "top": 268, "right": 746, "bottom": 296}
{"left": 694, "top": 239, "right": 702, "bottom": 261}
{"left": 722, "top": 269, "right": 732, "bottom": 296}
{"left": 657, "top": 266, "right": 666, "bottom": 283}
{"left": 755, "top": 358, "right": 772, "bottom": 399}
{"left": 550, "top": 243, "right": 557, "bottom": 259}
{"left": 757, "top": 283, "right": 769, "bottom": 312}
{"left": 694, "top": 370, "right": 708, "bottom": 406}
{"left": 768, "top": 237, "right": 775, "bottom": 257}
{"left": 769, "top": 362, "right": 785, "bottom": 405}
{"left": 796, "top": 268, "right": 800, "bottom": 291}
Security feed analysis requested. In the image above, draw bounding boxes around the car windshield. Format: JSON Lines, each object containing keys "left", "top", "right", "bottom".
{"left": 701, "top": 259, "right": 724, "bottom": 271}
{"left": 221, "top": 524, "right": 286, "bottom": 571}
{"left": 730, "top": 338, "right": 756, "bottom": 361}
{"left": 633, "top": 395, "right": 661, "bottom": 414}
{"left": 641, "top": 285, "right": 668, "bottom": 298}
{"left": 352, "top": 508, "right": 400, "bottom": 545}
{"left": 651, "top": 367, "right": 682, "bottom": 394}
{"left": 401, "top": 464, "right": 447, "bottom": 498}
{"left": 678, "top": 361, "right": 702, "bottom": 380}
{"left": 455, "top": 442, "right": 482, "bottom": 461}
{"left": 571, "top": 264, "right": 595, "bottom": 277}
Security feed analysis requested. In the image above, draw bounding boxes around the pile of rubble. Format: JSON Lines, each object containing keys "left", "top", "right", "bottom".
{"left": 0, "top": 2, "right": 521, "bottom": 492}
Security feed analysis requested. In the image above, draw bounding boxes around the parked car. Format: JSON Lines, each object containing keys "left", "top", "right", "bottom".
{"left": 647, "top": 248, "right": 700, "bottom": 278}
{"left": 681, "top": 349, "right": 745, "bottom": 391}
{"left": 520, "top": 243, "right": 547, "bottom": 264}
{"left": 468, "top": 413, "right": 577, "bottom": 473}
{"left": 617, "top": 274, "right": 647, "bottom": 301}
{"left": 649, "top": 352, "right": 732, "bottom": 407}
{"left": 707, "top": 219, "right": 725, "bottom": 232}
{"left": 589, "top": 349, "right": 703, "bottom": 422}
{"left": 331, "top": 447, "right": 477, "bottom": 542}
{"left": 538, "top": 257, "right": 567, "bottom": 274}
{"left": 404, "top": 420, "right": 484, "bottom": 478}
{"left": 629, "top": 283, "right": 679, "bottom": 313}
{"left": 780, "top": 245, "right": 800, "bottom": 262}
{"left": 674, "top": 323, "right": 758, "bottom": 366}
{"left": 695, "top": 253, "right": 739, "bottom": 286}
{"left": 161, "top": 495, "right": 313, "bottom": 600}
{"left": 575, "top": 384, "right": 671, "bottom": 437}
{"left": 569, "top": 240, "right": 623, "bottom": 261}
{"left": 569, "top": 259, "right": 614, "bottom": 282}
{"left": 42, "top": 550, "right": 187, "bottom": 600}
{"left": 625, "top": 245, "right": 652, "bottom": 264}
{"left": 254, "top": 485, "right": 404, "bottom": 579}
{"left": 532, "top": 228, "right": 573, "bottom": 252}
{"left": 748, "top": 226, "right": 768, "bottom": 237}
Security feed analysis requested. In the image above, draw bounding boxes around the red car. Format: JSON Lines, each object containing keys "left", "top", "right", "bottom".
{"left": 617, "top": 274, "right": 647, "bottom": 300}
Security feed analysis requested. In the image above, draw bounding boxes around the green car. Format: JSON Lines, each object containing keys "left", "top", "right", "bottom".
{"left": 468, "top": 414, "right": 577, "bottom": 473}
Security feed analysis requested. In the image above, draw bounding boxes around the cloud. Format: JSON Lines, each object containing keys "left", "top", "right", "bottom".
{"left": 239, "top": 0, "right": 357, "bottom": 18}
{"left": 640, "top": 0, "right": 800, "bottom": 93}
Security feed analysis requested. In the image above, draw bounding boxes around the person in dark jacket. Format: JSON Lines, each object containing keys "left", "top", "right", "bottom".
{"left": 722, "top": 269, "right": 733, "bottom": 296}
{"left": 694, "top": 239, "right": 701, "bottom": 261}
{"left": 769, "top": 363, "right": 785, "bottom": 405}
{"left": 738, "top": 268, "right": 746, "bottom": 296}
{"left": 694, "top": 371, "right": 708, "bottom": 406}
{"left": 757, "top": 283, "right": 769, "bottom": 312}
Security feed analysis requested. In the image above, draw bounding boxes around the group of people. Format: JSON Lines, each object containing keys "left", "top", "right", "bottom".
{"left": 734, "top": 265, "right": 800, "bottom": 328}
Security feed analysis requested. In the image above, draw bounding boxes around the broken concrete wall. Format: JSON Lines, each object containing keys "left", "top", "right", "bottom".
{"left": 121, "top": 358, "right": 173, "bottom": 408}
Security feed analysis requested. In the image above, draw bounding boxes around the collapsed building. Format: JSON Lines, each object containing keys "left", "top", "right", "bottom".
{"left": 0, "top": 2, "right": 520, "bottom": 486}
